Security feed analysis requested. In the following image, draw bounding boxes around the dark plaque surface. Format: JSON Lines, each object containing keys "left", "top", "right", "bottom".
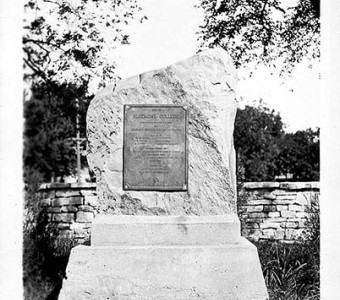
{"left": 123, "top": 105, "right": 188, "bottom": 191}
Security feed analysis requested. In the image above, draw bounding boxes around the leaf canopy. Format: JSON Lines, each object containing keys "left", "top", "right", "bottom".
{"left": 23, "top": 0, "right": 145, "bottom": 93}
{"left": 198, "top": 0, "right": 320, "bottom": 74}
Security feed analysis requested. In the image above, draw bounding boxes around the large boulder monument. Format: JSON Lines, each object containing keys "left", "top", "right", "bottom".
{"left": 59, "top": 48, "right": 268, "bottom": 299}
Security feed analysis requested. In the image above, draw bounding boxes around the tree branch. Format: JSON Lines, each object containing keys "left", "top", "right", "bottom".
{"left": 23, "top": 37, "right": 63, "bottom": 51}
{"left": 23, "top": 55, "right": 47, "bottom": 80}
{"left": 309, "top": 0, "right": 320, "bottom": 18}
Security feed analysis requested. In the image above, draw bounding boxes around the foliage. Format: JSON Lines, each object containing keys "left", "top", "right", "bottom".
{"left": 255, "top": 194, "right": 320, "bottom": 300}
{"left": 278, "top": 128, "right": 320, "bottom": 181}
{"left": 198, "top": 0, "right": 320, "bottom": 74}
{"left": 256, "top": 241, "right": 319, "bottom": 299}
{"left": 303, "top": 193, "right": 320, "bottom": 247}
{"left": 23, "top": 182, "right": 77, "bottom": 300}
{"left": 236, "top": 161, "right": 247, "bottom": 204}
{"left": 24, "top": 81, "right": 91, "bottom": 182}
{"left": 234, "top": 101, "right": 284, "bottom": 181}
{"left": 234, "top": 102, "right": 319, "bottom": 181}
{"left": 23, "top": 0, "right": 145, "bottom": 93}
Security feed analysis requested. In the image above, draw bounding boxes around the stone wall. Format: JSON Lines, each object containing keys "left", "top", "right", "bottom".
{"left": 38, "top": 182, "right": 319, "bottom": 243}
{"left": 39, "top": 183, "right": 97, "bottom": 243}
{"left": 238, "top": 182, "right": 320, "bottom": 243}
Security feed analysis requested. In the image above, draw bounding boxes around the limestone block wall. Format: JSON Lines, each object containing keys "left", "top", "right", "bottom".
{"left": 238, "top": 182, "right": 320, "bottom": 243}
{"left": 39, "top": 183, "right": 97, "bottom": 243}
{"left": 38, "top": 182, "right": 319, "bottom": 243}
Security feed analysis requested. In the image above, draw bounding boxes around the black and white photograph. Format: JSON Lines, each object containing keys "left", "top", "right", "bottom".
{"left": 1, "top": 0, "right": 340, "bottom": 299}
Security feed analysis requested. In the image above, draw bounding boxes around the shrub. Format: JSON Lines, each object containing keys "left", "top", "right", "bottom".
{"left": 23, "top": 182, "right": 77, "bottom": 300}
{"left": 255, "top": 195, "right": 320, "bottom": 300}
{"left": 256, "top": 241, "right": 319, "bottom": 300}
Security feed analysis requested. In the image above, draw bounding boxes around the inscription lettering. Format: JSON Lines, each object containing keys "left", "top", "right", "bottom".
{"left": 132, "top": 114, "right": 181, "bottom": 119}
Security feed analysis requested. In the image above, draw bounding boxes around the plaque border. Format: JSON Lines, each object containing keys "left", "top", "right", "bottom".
{"left": 123, "top": 104, "right": 188, "bottom": 191}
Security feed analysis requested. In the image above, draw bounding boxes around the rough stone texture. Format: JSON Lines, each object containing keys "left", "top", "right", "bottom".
{"left": 84, "top": 195, "right": 98, "bottom": 206}
{"left": 55, "top": 190, "right": 81, "bottom": 198}
{"left": 244, "top": 182, "right": 280, "bottom": 189}
{"left": 52, "top": 213, "right": 74, "bottom": 223}
{"left": 38, "top": 183, "right": 97, "bottom": 243}
{"left": 46, "top": 207, "right": 62, "bottom": 213}
{"left": 243, "top": 182, "right": 320, "bottom": 190}
{"left": 58, "top": 223, "right": 71, "bottom": 230}
{"left": 61, "top": 206, "right": 78, "bottom": 213}
{"left": 86, "top": 48, "right": 237, "bottom": 216}
{"left": 238, "top": 182, "right": 319, "bottom": 242}
{"left": 40, "top": 199, "right": 51, "bottom": 206}
{"left": 52, "top": 196, "right": 83, "bottom": 207}
{"left": 40, "top": 182, "right": 96, "bottom": 189}
{"left": 76, "top": 211, "right": 94, "bottom": 223}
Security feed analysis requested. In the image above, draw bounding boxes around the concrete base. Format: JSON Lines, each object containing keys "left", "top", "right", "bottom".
{"left": 91, "top": 214, "right": 242, "bottom": 246}
{"left": 59, "top": 215, "right": 268, "bottom": 299}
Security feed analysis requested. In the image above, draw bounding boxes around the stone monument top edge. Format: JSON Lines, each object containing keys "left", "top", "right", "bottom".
{"left": 92, "top": 48, "right": 237, "bottom": 101}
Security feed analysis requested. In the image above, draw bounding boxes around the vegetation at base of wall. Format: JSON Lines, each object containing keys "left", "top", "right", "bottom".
{"left": 255, "top": 241, "right": 319, "bottom": 300}
{"left": 236, "top": 162, "right": 248, "bottom": 208}
{"left": 23, "top": 181, "right": 77, "bottom": 300}
{"left": 255, "top": 196, "right": 319, "bottom": 300}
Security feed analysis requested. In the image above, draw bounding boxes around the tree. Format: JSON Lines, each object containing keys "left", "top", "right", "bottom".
{"left": 234, "top": 102, "right": 284, "bottom": 181}
{"left": 23, "top": 0, "right": 145, "bottom": 93}
{"left": 198, "top": 0, "right": 320, "bottom": 74}
{"left": 23, "top": 0, "right": 146, "bottom": 182}
{"left": 278, "top": 128, "right": 319, "bottom": 181}
{"left": 24, "top": 81, "right": 91, "bottom": 183}
{"left": 234, "top": 102, "right": 320, "bottom": 182}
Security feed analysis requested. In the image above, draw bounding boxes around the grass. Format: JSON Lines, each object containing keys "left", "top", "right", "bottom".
{"left": 255, "top": 195, "right": 320, "bottom": 300}
{"left": 256, "top": 240, "right": 319, "bottom": 300}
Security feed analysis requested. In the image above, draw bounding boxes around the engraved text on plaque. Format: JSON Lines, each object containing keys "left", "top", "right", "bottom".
{"left": 123, "top": 105, "right": 188, "bottom": 191}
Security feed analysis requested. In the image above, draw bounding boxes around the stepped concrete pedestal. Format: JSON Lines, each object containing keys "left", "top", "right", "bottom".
{"left": 59, "top": 215, "right": 268, "bottom": 299}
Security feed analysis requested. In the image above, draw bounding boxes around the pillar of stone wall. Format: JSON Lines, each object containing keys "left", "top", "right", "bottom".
{"left": 238, "top": 182, "right": 320, "bottom": 242}
{"left": 39, "top": 183, "right": 97, "bottom": 243}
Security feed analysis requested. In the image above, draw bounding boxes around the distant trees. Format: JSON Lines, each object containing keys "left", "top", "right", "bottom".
{"left": 198, "top": 0, "right": 320, "bottom": 74}
{"left": 234, "top": 102, "right": 319, "bottom": 181}
{"left": 234, "top": 103, "right": 284, "bottom": 181}
{"left": 24, "top": 82, "right": 91, "bottom": 183}
{"left": 278, "top": 128, "right": 320, "bottom": 181}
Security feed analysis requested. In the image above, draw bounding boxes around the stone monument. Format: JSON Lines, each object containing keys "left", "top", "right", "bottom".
{"left": 59, "top": 48, "right": 268, "bottom": 299}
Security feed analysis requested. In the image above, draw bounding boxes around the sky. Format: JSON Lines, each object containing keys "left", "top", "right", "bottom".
{"left": 114, "top": 0, "right": 320, "bottom": 133}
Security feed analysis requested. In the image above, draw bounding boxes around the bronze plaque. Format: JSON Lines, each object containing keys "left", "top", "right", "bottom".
{"left": 123, "top": 105, "right": 188, "bottom": 191}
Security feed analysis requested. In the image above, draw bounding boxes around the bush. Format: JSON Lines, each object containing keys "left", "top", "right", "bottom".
{"left": 255, "top": 196, "right": 320, "bottom": 300}
{"left": 23, "top": 182, "right": 77, "bottom": 300}
{"left": 256, "top": 241, "right": 319, "bottom": 300}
